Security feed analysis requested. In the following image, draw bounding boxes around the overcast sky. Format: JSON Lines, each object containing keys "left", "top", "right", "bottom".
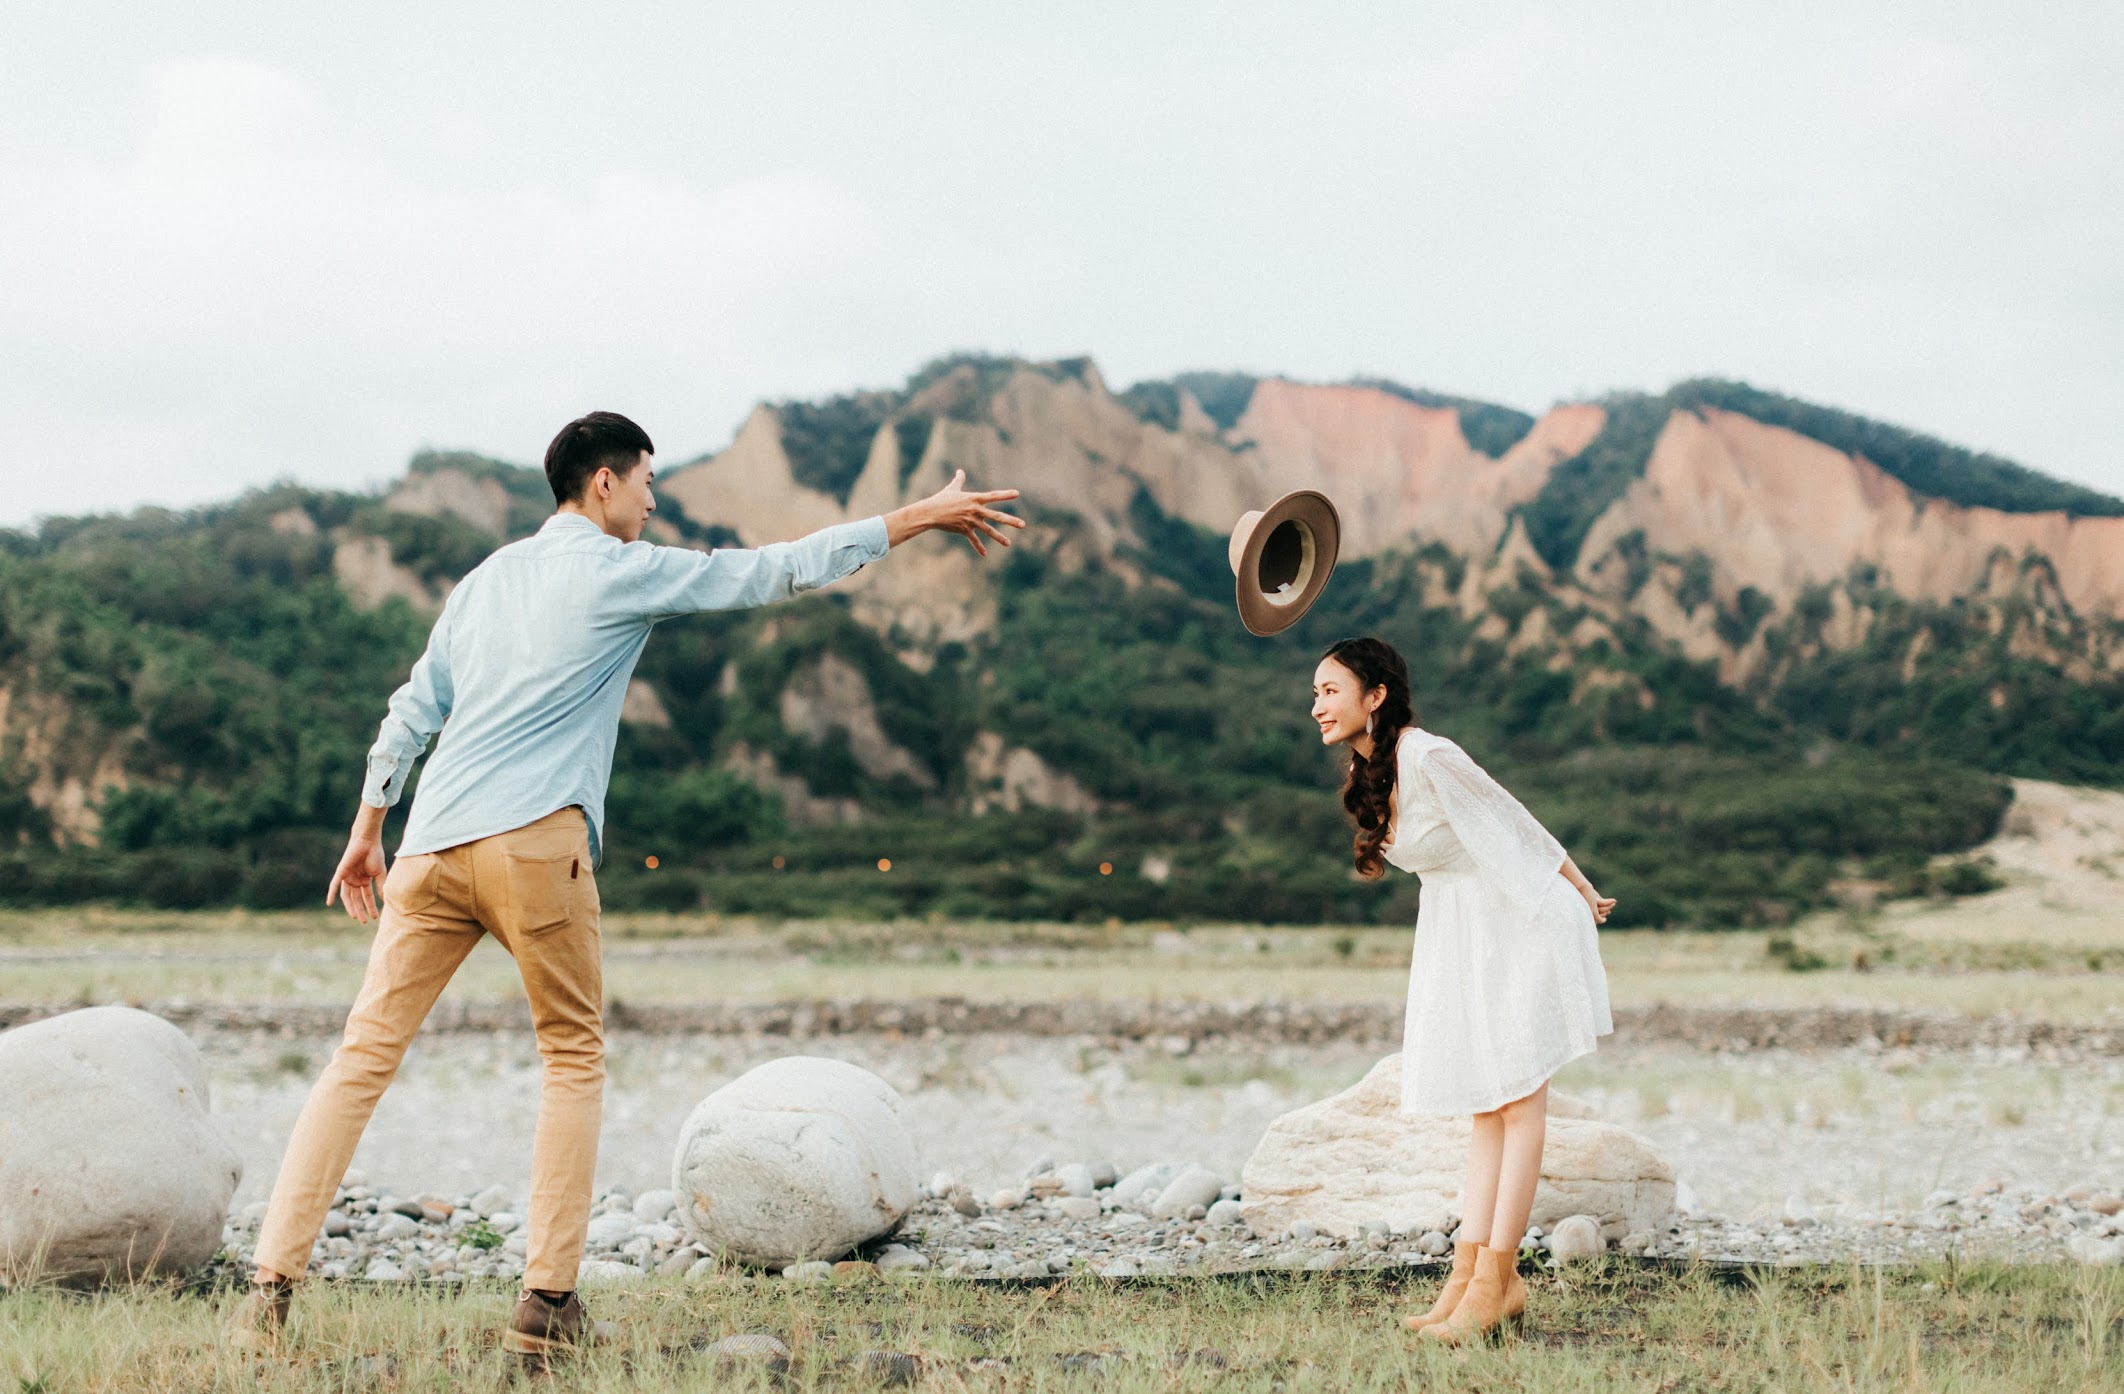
{"left": 3, "top": 1, "right": 2119, "bottom": 527}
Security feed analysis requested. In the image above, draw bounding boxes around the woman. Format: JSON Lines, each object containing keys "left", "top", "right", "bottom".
{"left": 1310, "top": 637, "right": 1614, "bottom": 1343}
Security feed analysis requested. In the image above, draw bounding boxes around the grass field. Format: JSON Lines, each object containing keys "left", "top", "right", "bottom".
{"left": 4, "top": 1261, "right": 2118, "bottom": 1392}
{"left": 5, "top": 902, "right": 2121, "bottom": 1022}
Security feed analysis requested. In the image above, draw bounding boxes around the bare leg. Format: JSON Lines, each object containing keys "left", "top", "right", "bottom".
{"left": 1457, "top": 1110, "right": 1505, "bottom": 1244}
{"left": 1485, "top": 1082, "right": 1549, "bottom": 1252}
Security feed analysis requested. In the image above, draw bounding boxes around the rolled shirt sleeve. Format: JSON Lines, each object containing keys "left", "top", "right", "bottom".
{"left": 623, "top": 516, "right": 890, "bottom": 621}
{"left": 362, "top": 606, "right": 458, "bottom": 809}
{"left": 1416, "top": 738, "right": 1568, "bottom": 916}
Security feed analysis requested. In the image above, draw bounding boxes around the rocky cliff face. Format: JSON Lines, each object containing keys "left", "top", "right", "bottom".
{"left": 9, "top": 354, "right": 2115, "bottom": 849}
{"left": 657, "top": 358, "right": 2124, "bottom": 690}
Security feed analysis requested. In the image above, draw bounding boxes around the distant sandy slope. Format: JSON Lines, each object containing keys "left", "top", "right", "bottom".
{"left": 1879, "top": 778, "right": 2124, "bottom": 950}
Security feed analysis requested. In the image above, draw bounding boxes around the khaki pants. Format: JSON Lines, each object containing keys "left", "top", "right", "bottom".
{"left": 253, "top": 808, "right": 603, "bottom": 1292}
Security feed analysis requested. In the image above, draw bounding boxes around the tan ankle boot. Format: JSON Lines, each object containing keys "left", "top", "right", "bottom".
{"left": 1420, "top": 1244, "right": 1526, "bottom": 1344}
{"left": 226, "top": 1276, "right": 295, "bottom": 1353}
{"left": 1400, "top": 1240, "right": 1480, "bottom": 1332}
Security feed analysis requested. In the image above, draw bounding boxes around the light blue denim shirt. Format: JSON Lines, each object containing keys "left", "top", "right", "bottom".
{"left": 362, "top": 512, "right": 889, "bottom": 865}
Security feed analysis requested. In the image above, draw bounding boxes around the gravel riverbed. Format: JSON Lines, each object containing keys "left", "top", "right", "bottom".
{"left": 196, "top": 1024, "right": 2124, "bottom": 1274}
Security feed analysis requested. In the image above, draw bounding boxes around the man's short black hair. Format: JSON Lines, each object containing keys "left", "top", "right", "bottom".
{"left": 544, "top": 412, "right": 654, "bottom": 506}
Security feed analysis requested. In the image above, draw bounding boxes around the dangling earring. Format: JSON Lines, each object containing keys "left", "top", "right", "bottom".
{"left": 1365, "top": 711, "right": 1376, "bottom": 735}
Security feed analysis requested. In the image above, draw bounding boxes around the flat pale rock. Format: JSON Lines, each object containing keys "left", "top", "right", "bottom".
{"left": 1240, "top": 1054, "right": 1673, "bottom": 1241}
{"left": 672, "top": 1056, "right": 919, "bottom": 1267}
{"left": 0, "top": 1007, "right": 243, "bottom": 1285}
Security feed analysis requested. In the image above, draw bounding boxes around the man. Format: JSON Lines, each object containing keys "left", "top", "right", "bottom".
{"left": 231, "top": 411, "right": 1023, "bottom": 1365}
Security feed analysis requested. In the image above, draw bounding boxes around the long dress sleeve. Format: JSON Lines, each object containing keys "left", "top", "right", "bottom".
{"left": 1416, "top": 738, "right": 1567, "bottom": 916}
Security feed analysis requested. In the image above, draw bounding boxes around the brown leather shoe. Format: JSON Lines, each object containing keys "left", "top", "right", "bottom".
{"left": 504, "top": 1289, "right": 591, "bottom": 1371}
{"left": 227, "top": 1276, "right": 295, "bottom": 1353}
{"left": 1400, "top": 1240, "right": 1479, "bottom": 1332}
{"left": 1419, "top": 1244, "right": 1526, "bottom": 1344}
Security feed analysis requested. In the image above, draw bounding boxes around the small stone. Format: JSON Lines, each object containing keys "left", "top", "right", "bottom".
{"left": 584, "top": 1213, "right": 636, "bottom": 1249}
{"left": 2068, "top": 1235, "right": 2124, "bottom": 1267}
{"left": 375, "top": 1214, "right": 419, "bottom": 1243}
{"left": 927, "top": 1170, "right": 958, "bottom": 1196}
{"left": 1054, "top": 1197, "right": 1101, "bottom": 1222}
{"left": 382, "top": 1196, "right": 424, "bottom": 1220}
{"left": 712, "top": 1332, "right": 792, "bottom": 1364}
{"left": 1304, "top": 1250, "right": 1344, "bottom": 1272}
{"left": 1022, "top": 1155, "right": 1057, "bottom": 1180}
{"left": 830, "top": 1259, "right": 878, "bottom": 1281}
{"left": 2089, "top": 1195, "right": 2123, "bottom": 1217}
{"left": 1028, "top": 1174, "right": 1066, "bottom": 1199}
{"left": 1088, "top": 1161, "right": 1119, "bottom": 1189}
{"left": 783, "top": 1259, "right": 833, "bottom": 1282}
{"left": 420, "top": 1200, "right": 454, "bottom": 1224}
{"left": 1548, "top": 1215, "right": 1605, "bottom": 1262}
{"left": 1097, "top": 1258, "right": 1138, "bottom": 1278}
{"left": 1149, "top": 1166, "right": 1225, "bottom": 1220}
{"left": 577, "top": 1259, "right": 646, "bottom": 1285}
{"left": 989, "top": 1187, "right": 1028, "bottom": 1211}
{"left": 858, "top": 1351, "right": 920, "bottom": 1386}
{"left": 1054, "top": 1163, "right": 1096, "bottom": 1198}
{"left": 363, "top": 1258, "right": 405, "bottom": 1281}
{"left": 1619, "top": 1230, "right": 1657, "bottom": 1256}
{"left": 875, "top": 1245, "right": 931, "bottom": 1274}
{"left": 948, "top": 1187, "right": 982, "bottom": 1218}
{"left": 1109, "top": 1211, "right": 1148, "bottom": 1228}
{"left": 633, "top": 1189, "right": 679, "bottom": 1223}
{"left": 1184, "top": 1204, "right": 1208, "bottom": 1222}
{"left": 1109, "top": 1162, "right": 1184, "bottom": 1210}
{"left": 1288, "top": 1221, "right": 1320, "bottom": 1242}
{"left": 1205, "top": 1200, "right": 1245, "bottom": 1228}
{"left": 488, "top": 1212, "right": 521, "bottom": 1233}
{"left": 469, "top": 1184, "right": 512, "bottom": 1218}
{"left": 323, "top": 1209, "right": 352, "bottom": 1238}
{"left": 1416, "top": 1230, "right": 1449, "bottom": 1256}
{"left": 656, "top": 1250, "right": 699, "bottom": 1277}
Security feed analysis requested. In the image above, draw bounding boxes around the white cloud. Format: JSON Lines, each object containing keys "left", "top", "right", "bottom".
{"left": 0, "top": 58, "right": 897, "bottom": 524}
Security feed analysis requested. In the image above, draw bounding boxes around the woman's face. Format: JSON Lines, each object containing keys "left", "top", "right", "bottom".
{"left": 1311, "top": 656, "right": 1381, "bottom": 747}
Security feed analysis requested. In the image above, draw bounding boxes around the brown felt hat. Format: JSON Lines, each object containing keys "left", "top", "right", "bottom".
{"left": 1227, "top": 490, "right": 1341, "bottom": 636}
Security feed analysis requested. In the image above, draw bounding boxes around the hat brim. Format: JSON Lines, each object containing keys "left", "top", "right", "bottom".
{"left": 1230, "top": 490, "right": 1341, "bottom": 636}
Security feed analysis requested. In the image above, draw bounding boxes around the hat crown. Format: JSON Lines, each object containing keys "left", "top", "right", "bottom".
{"left": 1226, "top": 491, "right": 1342, "bottom": 636}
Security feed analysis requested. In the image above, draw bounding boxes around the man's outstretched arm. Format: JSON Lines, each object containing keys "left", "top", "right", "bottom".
{"left": 632, "top": 470, "right": 1025, "bottom": 619}
{"left": 329, "top": 608, "right": 458, "bottom": 923}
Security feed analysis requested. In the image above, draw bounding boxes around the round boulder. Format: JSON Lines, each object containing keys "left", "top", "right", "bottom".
{"left": 671, "top": 1056, "right": 918, "bottom": 1267}
{"left": 0, "top": 1006, "right": 243, "bottom": 1284}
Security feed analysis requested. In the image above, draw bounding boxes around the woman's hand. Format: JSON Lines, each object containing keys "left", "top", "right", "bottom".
{"left": 1560, "top": 855, "right": 1614, "bottom": 926}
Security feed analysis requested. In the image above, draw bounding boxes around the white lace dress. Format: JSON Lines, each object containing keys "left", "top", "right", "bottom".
{"left": 1384, "top": 727, "right": 1613, "bottom": 1116}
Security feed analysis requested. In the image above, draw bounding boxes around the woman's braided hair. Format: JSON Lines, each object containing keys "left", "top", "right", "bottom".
{"left": 1322, "top": 637, "right": 1415, "bottom": 880}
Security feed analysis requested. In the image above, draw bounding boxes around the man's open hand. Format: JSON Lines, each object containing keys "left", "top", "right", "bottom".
{"left": 885, "top": 469, "right": 1026, "bottom": 556}
{"left": 326, "top": 827, "right": 386, "bottom": 923}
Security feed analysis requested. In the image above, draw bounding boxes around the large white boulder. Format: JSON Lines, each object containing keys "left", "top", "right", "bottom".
{"left": 0, "top": 1006, "right": 243, "bottom": 1284}
{"left": 1240, "top": 1054, "right": 1673, "bottom": 1241}
{"left": 671, "top": 1056, "right": 918, "bottom": 1267}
